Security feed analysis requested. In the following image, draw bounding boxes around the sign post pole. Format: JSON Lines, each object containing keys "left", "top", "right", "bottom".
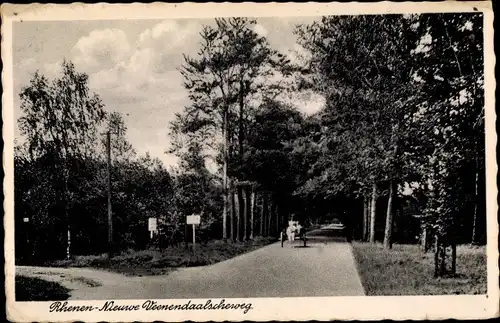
{"left": 186, "top": 214, "right": 201, "bottom": 252}
{"left": 148, "top": 217, "right": 157, "bottom": 245}
{"left": 192, "top": 224, "right": 196, "bottom": 251}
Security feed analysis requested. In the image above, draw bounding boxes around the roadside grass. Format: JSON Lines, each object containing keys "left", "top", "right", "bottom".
{"left": 48, "top": 236, "right": 277, "bottom": 276}
{"left": 351, "top": 242, "right": 487, "bottom": 295}
{"left": 16, "top": 275, "right": 70, "bottom": 301}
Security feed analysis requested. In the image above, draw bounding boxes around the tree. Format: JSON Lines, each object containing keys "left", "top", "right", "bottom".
{"left": 174, "top": 17, "right": 291, "bottom": 241}
{"left": 407, "top": 13, "right": 484, "bottom": 275}
{"left": 101, "top": 111, "right": 136, "bottom": 163}
{"left": 18, "top": 60, "right": 107, "bottom": 259}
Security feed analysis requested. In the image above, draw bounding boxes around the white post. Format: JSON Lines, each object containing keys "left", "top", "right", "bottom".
{"left": 192, "top": 224, "right": 196, "bottom": 251}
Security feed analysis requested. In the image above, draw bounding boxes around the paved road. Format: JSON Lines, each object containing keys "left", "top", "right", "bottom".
{"left": 16, "top": 229, "right": 365, "bottom": 299}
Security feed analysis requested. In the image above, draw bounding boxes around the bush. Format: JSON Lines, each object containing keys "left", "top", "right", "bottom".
{"left": 46, "top": 237, "right": 277, "bottom": 276}
{"left": 16, "top": 276, "right": 70, "bottom": 301}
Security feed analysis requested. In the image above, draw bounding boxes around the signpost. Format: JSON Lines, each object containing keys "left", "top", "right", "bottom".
{"left": 148, "top": 217, "right": 157, "bottom": 239}
{"left": 186, "top": 215, "right": 201, "bottom": 250}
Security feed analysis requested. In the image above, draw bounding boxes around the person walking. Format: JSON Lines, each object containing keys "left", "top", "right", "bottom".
{"left": 287, "top": 220, "right": 297, "bottom": 246}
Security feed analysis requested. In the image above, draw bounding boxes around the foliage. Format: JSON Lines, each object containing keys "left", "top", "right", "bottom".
{"left": 15, "top": 14, "right": 486, "bottom": 269}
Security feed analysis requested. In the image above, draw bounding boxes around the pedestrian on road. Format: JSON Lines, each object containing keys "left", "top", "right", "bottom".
{"left": 287, "top": 220, "right": 297, "bottom": 245}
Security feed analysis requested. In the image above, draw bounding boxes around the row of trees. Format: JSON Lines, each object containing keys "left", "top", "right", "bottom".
{"left": 293, "top": 14, "right": 485, "bottom": 276}
{"left": 15, "top": 14, "right": 486, "bottom": 278}
{"left": 171, "top": 14, "right": 486, "bottom": 276}
{"left": 14, "top": 62, "right": 223, "bottom": 261}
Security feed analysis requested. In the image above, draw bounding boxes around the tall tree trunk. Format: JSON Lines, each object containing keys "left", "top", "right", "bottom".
{"left": 106, "top": 131, "right": 114, "bottom": 258}
{"left": 369, "top": 183, "right": 378, "bottom": 243}
{"left": 263, "top": 192, "right": 268, "bottom": 236}
{"left": 229, "top": 187, "right": 234, "bottom": 241}
{"left": 64, "top": 167, "right": 71, "bottom": 260}
{"left": 185, "top": 217, "right": 189, "bottom": 249}
{"left": 260, "top": 192, "right": 264, "bottom": 236}
{"left": 242, "top": 186, "right": 248, "bottom": 241}
{"left": 433, "top": 235, "right": 440, "bottom": 277}
{"left": 421, "top": 225, "right": 428, "bottom": 252}
{"left": 383, "top": 180, "right": 395, "bottom": 249}
{"left": 268, "top": 197, "right": 273, "bottom": 236}
{"left": 238, "top": 80, "right": 245, "bottom": 162}
{"left": 451, "top": 239, "right": 457, "bottom": 275}
{"left": 434, "top": 234, "right": 449, "bottom": 277}
{"left": 222, "top": 109, "right": 228, "bottom": 241}
{"left": 363, "top": 195, "right": 369, "bottom": 241}
{"left": 472, "top": 147, "right": 480, "bottom": 244}
{"left": 275, "top": 203, "right": 279, "bottom": 236}
{"left": 235, "top": 190, "right": 240, "bottom": 241}
{"left": 250, "top": 188, "right": 255, "bottom": 240}
{"left": 440, "top": 239, "right": 446, "bottom": 275}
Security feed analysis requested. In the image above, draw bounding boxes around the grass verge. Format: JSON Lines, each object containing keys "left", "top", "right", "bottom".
{"left": 48, "top": 236, "right": 277, "bottom": 276}
{"left": 351, "top": 242, "right": 487, "bottom": 295}
{"left": 16, "top": 275, "right": 70, "bottom": 301}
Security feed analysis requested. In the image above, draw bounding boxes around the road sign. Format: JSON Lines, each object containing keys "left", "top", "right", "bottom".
{"left": 186, "top": 215, "right": 201, "bottom": 225}
{"left": 148, "top": 217, "right": 157, "bottom": 231}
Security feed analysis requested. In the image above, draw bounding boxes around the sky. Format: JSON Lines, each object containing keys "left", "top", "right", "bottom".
{"left": 12, "top": 17, "right": 324, "bottom": 169}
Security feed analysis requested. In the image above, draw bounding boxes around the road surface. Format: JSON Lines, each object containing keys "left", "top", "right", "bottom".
{"left": 16, "top": 228, "right": 365, "bottom": 299}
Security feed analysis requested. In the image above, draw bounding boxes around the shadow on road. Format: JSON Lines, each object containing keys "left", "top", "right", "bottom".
{"left": 304, "top": 228, "right": 349, "bottom": 244}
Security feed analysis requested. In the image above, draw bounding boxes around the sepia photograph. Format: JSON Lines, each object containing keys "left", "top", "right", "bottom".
{"left": 2, "top": 2, "right": 497, "bottom": 322}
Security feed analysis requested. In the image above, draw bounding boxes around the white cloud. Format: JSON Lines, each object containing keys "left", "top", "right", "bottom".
{"left": 72, "top": 28, "right": 131, "bottom": 72}
{"left": 14, "top": 18, "right": 309, "bottom": 169}
{"left": 43, "top": 60, "right": 63, "bottom": 79}
{"left": 19, "top": 58, "right": 37, "bottom": 71}
{"left": 136, "top": 20, "right": 201, "bottom": 74}
{"left": 138, "top": 20, "right": 197, "bottom": 48}
{"left": 16, "top": 58, "right": 39, "bottom": 88}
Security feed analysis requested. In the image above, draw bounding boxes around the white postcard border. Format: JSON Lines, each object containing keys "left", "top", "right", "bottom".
{"left": 2, "top": 2, "right": 498, "bottom": 322}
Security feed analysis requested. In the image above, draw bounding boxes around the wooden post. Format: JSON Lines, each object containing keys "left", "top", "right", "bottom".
{"left": 106, "top": 131, "right": 114, "bottom": 258}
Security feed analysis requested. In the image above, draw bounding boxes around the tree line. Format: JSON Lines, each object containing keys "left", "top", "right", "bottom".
{"left": 15, "top": 14, "right": 485, "bottom": 277}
